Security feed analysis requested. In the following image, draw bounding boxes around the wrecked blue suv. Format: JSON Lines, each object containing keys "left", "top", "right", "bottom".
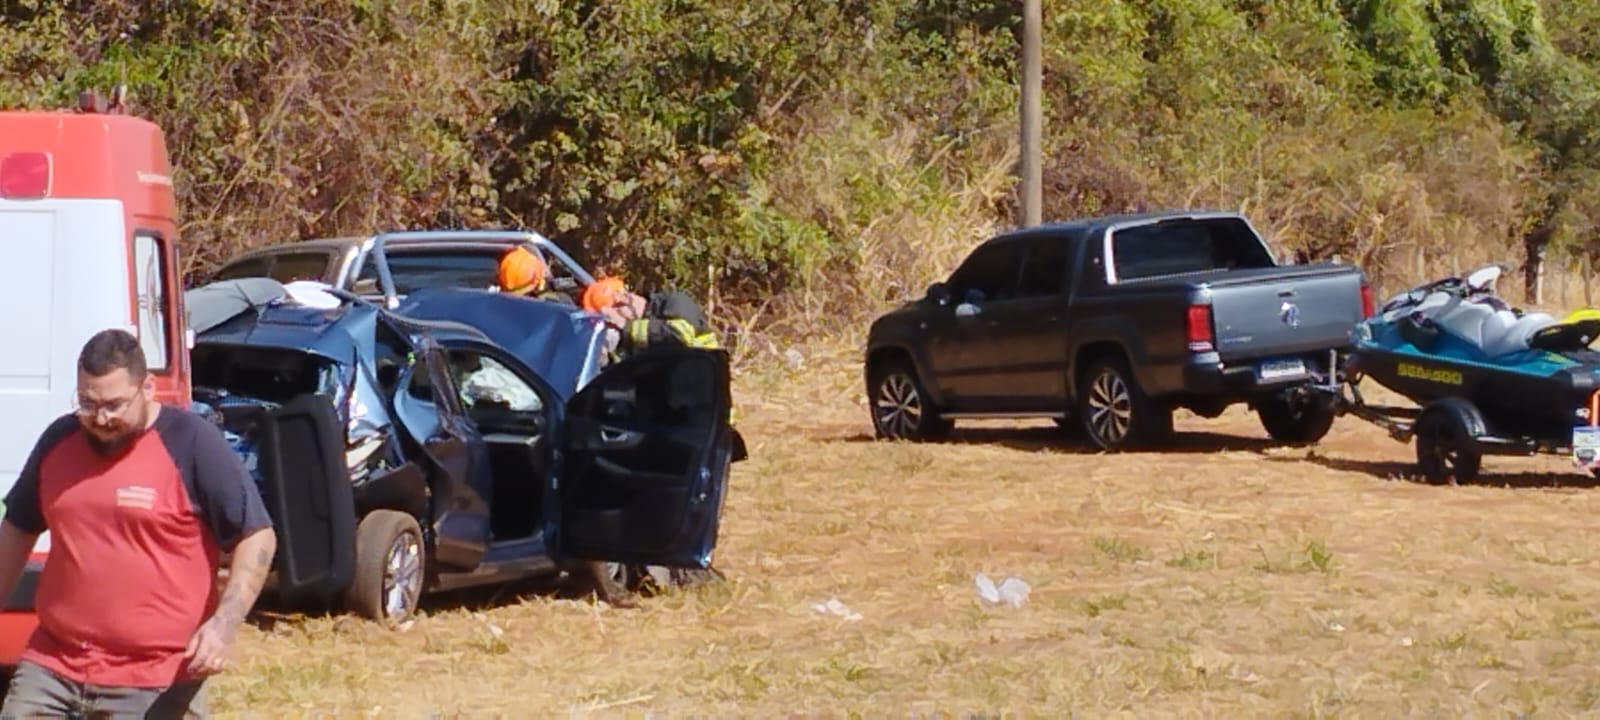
{"left": 184, "top": 279, "right": 743, "bottom": 624}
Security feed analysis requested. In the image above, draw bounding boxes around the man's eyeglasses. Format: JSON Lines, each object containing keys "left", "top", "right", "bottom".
{"left": 73, "top": 390, "right": 142, "bottom": 418}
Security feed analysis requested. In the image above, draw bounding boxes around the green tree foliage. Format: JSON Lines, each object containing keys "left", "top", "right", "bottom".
{"left": 4, "top": 0, "right": 1600, "bottom": 319}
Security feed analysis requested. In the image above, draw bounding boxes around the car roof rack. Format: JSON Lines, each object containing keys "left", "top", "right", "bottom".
{"left": 361, "top": 230, "right": 596, "bottom": 309}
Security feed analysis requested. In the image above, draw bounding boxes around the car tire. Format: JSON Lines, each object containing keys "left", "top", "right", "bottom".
{"left": 574, "top": 560, "right": 645, "bottom": 607}
{"left": 1414, "top": 408, "right": 1482, "bottom": 485}
{"left": 868, "top": 359, "right": 952, "bottom": 441}
{"left": 1256, "top": 390, "right": 1337, "bottom": 445}
{"left": 344, "top": 510, "right": 426, "bottom": 626}
{"left": 638, "top": 565, "right": 726, "bottom": 597}
{"left": 1078, "top": 356, "right": 1171, "bottom": 451}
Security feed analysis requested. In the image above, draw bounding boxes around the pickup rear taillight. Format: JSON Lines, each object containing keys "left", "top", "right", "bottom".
{"left": 1360, "top": 282, "right": 1375, "bottom": 318}
{"left": 1186, "top": 303, "right": 1215, "bottom": 353}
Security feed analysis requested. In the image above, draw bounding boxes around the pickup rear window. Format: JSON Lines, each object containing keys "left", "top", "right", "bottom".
{"left": 1110, "top": 218, "right": 1275, "bottom": 281}
{"left": 354, "top": 249, "right": 504, "bottom": 294}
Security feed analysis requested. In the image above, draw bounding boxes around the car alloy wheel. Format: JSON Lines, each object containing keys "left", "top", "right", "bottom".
{"left": 346, "top": 510, "right": 427, "bottom": 626}
{"left": 384, "top": 531, "right": 424, "bottom": 621}
{"left": 875, "top": 371, "right": 925, "bottom": 439}
{"left": 603, "top": 561, "right": 631, "bottom": 588}
{"left": 1087, "top": 368, "right": 1133, "bottom": 445}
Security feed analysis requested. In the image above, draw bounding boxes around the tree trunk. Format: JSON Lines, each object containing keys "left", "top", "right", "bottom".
{"left": 1524, "top": 224, "right": 1554, "bottom": 305}
{"left": 1559, "top": 255, "right": 1569, "bottom": 308}
{"left": 1587, "top": 254, "right": 1594, "bottom": 308}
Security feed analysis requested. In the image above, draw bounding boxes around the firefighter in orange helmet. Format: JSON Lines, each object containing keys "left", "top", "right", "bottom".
{"left": 496, "top": 246, "right": 575, "bottom": 306}
{"left": 581, "top": 275, "right": 718, "bottom": 361}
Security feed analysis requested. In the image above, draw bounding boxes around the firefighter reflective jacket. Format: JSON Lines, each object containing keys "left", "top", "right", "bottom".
{"left": 620, "top": 290, "right": 720, "bottom": 352}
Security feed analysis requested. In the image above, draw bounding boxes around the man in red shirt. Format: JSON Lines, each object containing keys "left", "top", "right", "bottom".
{"left": 0, "top": 329, "right": 276, "bottom": 717}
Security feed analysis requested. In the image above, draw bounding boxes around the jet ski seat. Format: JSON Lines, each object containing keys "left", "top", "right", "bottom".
{"left": 1529, "top": 317, "right": 1600, "bottom": 352}
{"left": 1425, "top": 293, "right": 1558, "bottom": 358}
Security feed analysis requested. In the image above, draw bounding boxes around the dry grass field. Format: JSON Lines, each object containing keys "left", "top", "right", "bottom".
{"left": 206, "top": 340, "right": 1600, "bottom": 717}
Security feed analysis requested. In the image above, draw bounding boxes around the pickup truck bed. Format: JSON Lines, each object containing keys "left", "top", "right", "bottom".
{"left": 864, "top": 210, "right": 1374, "bottom": 450}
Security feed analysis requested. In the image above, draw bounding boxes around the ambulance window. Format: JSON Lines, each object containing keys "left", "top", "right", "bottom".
{"left": 133, "top": 232, "right": 171, "bottom": 372}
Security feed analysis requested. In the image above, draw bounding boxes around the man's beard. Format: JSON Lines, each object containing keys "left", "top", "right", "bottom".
{"left": 84, "top": 407, "right": 151, "bottom": 456}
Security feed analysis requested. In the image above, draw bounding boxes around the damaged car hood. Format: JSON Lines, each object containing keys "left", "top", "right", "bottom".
{"left": 394, "top": 287, "right": 607, "bottom": 401}
{"left": 189, "top": 281, "right": 371, "bottom": 366}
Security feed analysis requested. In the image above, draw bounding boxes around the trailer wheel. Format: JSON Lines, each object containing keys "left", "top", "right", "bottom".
{"left": 1256, "top": 391, "right": 1337, "bottom": 445}
{"left": 1414, "top": 408, "right": 1482, "bottom": 485}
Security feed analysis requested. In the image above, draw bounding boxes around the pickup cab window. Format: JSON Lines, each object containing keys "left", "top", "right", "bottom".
{"left": 212, "top": 251, "right": 334, "bottom": 284}
{"left": 1110, "top": 218, "right": 1275, "bottom": 282}
{"left": 946, "top": 241, "right": 1024, "bottom": 304}
{"left": 1017, "top": 237, "right": 1069, "bottom": 298}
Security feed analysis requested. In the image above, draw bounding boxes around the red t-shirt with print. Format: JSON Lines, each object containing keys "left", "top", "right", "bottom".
{"left": 3, "top": 407, "right": 272, "bottom": 688}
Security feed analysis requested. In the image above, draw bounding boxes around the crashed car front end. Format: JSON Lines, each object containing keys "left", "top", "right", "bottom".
{"left": 190, "top": 349, "right": 394, "bottom": 488}
{"left": 185, "top": 280, "right": 405, "bottom": 492}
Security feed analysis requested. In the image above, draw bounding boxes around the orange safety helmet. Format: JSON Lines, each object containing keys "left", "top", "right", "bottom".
{"left": 497, "top": 246, "right": 548, "bottom": 295}
{"left": 582, "top": 276, "right": 629, "bottom": 312}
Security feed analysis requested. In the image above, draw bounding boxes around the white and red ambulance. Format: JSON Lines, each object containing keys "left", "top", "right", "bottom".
{"left": 0, "top": 88, "right": 191, "bottom": 667}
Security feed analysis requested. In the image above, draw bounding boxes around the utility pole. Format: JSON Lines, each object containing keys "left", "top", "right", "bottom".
{"left": 1021, "top": 0, "right": 1042, "bottom": 227}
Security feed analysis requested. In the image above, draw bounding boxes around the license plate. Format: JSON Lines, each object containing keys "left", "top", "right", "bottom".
{"left": 1573, "top": 426, "right": 1600, "bottom": 468}
{"left": 1256, "top": 357, "right": 1307, "bottom": 381}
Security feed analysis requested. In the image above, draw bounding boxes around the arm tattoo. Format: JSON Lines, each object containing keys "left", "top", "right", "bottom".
{"left": 211, "top": 531, "right": 276, "bottom": 627}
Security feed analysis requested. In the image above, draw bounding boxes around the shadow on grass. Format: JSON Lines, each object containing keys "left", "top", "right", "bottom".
{"left": 246, "top": 572, "right": 572, "bottom": 630}
{"left": 834, "top": 425, "right": 1281, "bottom": 455}
{"left": 247, "top": 575, "right": 575, "bottom": 632}
{"left": 248, "top": 567, "right": 727, "bottom": 631}
{"left": 1265, "top": 453, "right": 1600, "bottom": 490}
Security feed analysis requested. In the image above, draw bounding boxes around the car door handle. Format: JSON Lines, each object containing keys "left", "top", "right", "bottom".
{"left": 599, "top": 426, "right": 644, "bottom": 448}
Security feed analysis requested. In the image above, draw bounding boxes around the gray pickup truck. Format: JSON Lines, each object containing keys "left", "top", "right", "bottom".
{"left": 864, "top": 210, "right": 1374, "bottom": 450}
{"left": 205, "top": 230, "right": 597, "bottom": 307}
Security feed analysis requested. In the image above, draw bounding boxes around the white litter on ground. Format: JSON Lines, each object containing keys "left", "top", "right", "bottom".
{"left": 974, "top": 573, "right": 1030, "bottom": 609}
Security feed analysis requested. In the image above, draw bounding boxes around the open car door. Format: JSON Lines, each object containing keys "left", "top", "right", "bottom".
{"left": 552, "top": 347, "right": 735, "bottom": 568}
{"left": 256, "top": 393, "right": 357, "bottom": 605}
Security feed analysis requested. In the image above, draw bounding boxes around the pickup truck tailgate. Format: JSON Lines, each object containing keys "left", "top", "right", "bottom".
{"left": 1206, "top": 266, "right": 1365, "bottom": 361}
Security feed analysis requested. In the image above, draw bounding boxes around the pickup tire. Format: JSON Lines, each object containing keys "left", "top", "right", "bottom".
{"left": 1078, "top": 356, "right": 1171, "bottom": 450}
{"left": 1255, "top": 391, "right": 1337, "bottom": 445}
{"left": 869, "top": 358, "right": 952, "bottom": 441}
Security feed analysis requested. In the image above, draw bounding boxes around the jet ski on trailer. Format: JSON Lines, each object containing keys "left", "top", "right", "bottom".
{"left": 1320, "top": 264, "right": 1600, "bottom": 484}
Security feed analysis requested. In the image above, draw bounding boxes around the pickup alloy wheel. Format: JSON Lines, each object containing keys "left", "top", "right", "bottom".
{"left": 1079, "top": 358, "right": 1169, "bottom": 450}
{"left": 870, "top": 361, "right": 952, "bottom": 441}
{"left": 1086, "top": 368, "right": 1133, "bottom": 445}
